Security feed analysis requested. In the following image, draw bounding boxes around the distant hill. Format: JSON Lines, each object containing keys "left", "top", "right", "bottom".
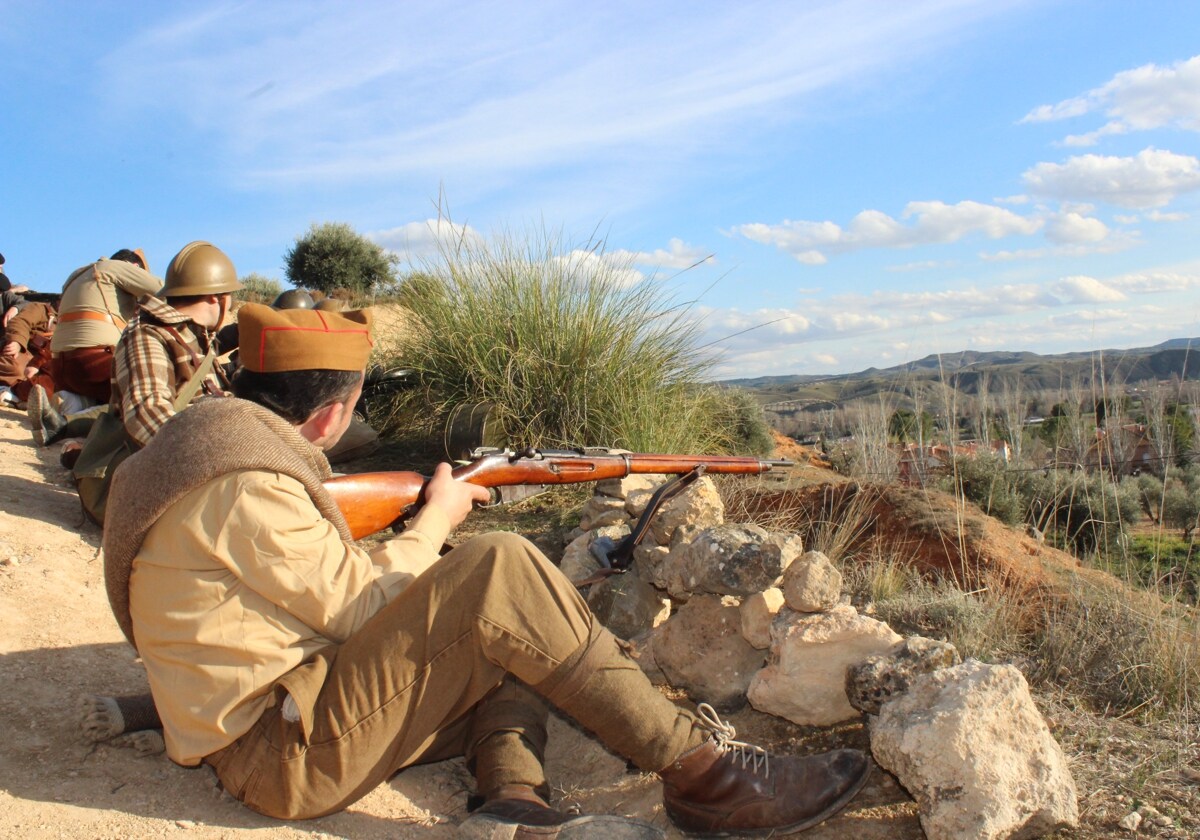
{"left": 725, "top": 338, "right": 1200, "bottom": 411}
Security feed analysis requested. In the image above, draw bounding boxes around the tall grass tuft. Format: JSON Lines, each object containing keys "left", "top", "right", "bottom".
{"left": 379, "top": 229, "right": 769, "bottom": 453}
{"left": 1031, "top": 575, "right": 1200, "bottom": 717}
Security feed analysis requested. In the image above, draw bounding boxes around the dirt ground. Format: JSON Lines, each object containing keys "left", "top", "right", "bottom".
{"left": 0, "top": 405, "right": 927, "bottom": 839}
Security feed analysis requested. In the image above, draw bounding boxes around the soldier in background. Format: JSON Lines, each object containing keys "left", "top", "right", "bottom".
{"left": 50, "top": 249, "right": 160, "bottom": 409}
{"left": 0, "top": 297, "right": 56, "bottom": 403}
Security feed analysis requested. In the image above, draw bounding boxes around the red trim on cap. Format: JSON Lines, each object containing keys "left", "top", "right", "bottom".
{"left": 253, "top": 324, "right": 375, "bottom": 368}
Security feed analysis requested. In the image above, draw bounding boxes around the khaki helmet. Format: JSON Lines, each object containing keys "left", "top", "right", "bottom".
{"left": 272, "top": 288, "right": 316, "bottom": 310}
{"left": 161, "top": 241, "right": 243, "bottom": 298}
{"left": 313, "top": 297, "right": 346, "bottom": 312}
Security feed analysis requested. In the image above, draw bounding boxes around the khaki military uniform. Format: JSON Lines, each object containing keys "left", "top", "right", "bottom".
{"left": 107, "top": 399, "right": 700, "bottom": 821}
{"left": 52, "top": 258, "right": 161, "bottom": 352}
{"left": 110, "top": 296, "right": 228, "bottom": 448}
{"left": 0, "top": 301, "right": 55, "bottom": 390}
{"left": 50, "top": 258, "right": 162, "bottom": 401}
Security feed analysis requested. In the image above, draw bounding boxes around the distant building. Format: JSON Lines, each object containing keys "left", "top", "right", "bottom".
{"left": 894, "top": 439, "right": 1011, "bottom": 485}
{"left": 1086, "top": 424, "right": 1155, "bottom": 476}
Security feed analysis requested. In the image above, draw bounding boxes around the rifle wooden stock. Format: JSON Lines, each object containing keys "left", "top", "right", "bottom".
{"left": 324, "top": 448, "right": 791, "bottom": 540}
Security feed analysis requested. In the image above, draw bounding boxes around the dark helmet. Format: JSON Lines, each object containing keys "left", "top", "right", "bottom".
{"left": 272, "top": 288, "right": 316, "bottom": 310}
{"left": 161, "top": 241, "right": 242, "bottom": 298}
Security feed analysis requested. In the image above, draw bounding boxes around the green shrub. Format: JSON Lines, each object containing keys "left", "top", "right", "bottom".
{"left": 1121, "top": 534, "right": 1199, "bottom": 603}
{"left": 235, "top": 272, "right": 283, "bottom": 304}
{"left": 285, "top": 222, "right": 398, "bottom": 295}
{"left": 709, "top": 387, "right": 775, "bottom": 457}
{"left": 938, "top": 453, "right": 1024, "bottom": 525}
{"left": 379, "top": 229, "right": 744, "bottom": 453}
{"left": 1017, "top": 470, "right": 1140, "bottom": 556}
{"left": 1162, "top": 486, "right": 1200, "bottom": 540}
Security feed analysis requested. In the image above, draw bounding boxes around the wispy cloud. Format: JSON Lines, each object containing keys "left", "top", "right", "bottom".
{"left": 96, "top": 1, "right": 1011, "bottom": 186}
{"left": 1020, "top": 54, "right": 1200, "bottom": 146}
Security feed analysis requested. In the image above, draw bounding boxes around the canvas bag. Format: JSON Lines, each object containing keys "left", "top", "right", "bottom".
{"left": 74, "top": 345, "right": 216, "bottom": 526}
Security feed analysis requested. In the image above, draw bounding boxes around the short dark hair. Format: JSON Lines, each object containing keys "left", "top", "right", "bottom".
{"left": 109, "top": 248, "right": 145, "bottom": 269}
{"left": 231, "top": 368, "right": 362, "bottom": 424}
{"left": 166, "top": 292, "right": 216, "bottom": 305}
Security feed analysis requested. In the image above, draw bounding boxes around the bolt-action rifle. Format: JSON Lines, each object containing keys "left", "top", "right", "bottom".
{"left": 324, "top": 447, "right": 792, "bottom": 568}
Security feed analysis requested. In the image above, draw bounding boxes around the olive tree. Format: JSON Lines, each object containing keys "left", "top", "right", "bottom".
{"left": 284, "top": 222, "right": 398, "bottom": 295}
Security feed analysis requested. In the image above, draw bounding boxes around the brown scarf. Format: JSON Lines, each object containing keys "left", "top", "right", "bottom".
{"left": 101, "top": 398, "right": 351, "bottom": 650}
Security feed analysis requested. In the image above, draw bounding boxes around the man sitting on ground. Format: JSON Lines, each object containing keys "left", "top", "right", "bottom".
{"left": 0, "top": 297, "right": 56, "bottom": 404}
{"left": 100, "top": 303, "right": 870, "bottom": 837}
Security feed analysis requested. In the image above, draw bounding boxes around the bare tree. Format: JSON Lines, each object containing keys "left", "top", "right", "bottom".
{"left": 1143, "top": 381, "right": 1176, "bottom": 475}
{"left": 996, "top": 376, "right": 1027, "bottom": 466}
{"left": 850, "top": 397, "right": 899, "bottom": 482}
{"left": 973, "top": 372, "right": 992, "bottom": 446}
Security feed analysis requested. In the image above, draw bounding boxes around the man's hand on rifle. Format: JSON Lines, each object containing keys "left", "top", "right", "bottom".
{"left": 423, "top": 462, "right": 492, "bottom": 528}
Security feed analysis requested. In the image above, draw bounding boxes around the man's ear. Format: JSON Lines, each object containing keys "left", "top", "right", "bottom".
{"left": 297, "top": 400, "right": 346, "bottom": 445}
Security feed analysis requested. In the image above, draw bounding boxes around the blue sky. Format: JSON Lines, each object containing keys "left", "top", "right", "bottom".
{"left": 2, "top": 1, "right": 1199, "bottom": 378}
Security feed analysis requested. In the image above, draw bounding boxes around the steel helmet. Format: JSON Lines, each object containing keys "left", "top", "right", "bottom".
{"left": 272, "top": 288, "right": 316, "bottom": 310}
{"left": 313, "top": 297, "right": 346, "bottom": 312}
{"left": 161, "top": 241, "right": 242, "bottom": 298}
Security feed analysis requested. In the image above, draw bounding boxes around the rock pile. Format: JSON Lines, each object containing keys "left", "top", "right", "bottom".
{"left": 565, "top": 476, "right": 1081, "bottom": 839}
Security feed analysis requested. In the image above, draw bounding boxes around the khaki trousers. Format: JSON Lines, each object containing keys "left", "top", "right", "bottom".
{"left": 206, "top": 532, "right": 697, "bottom": 820}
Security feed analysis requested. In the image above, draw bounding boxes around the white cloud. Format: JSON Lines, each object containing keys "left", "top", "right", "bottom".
{"left": 1146, "top": 209, "right": 1189, "bottom": 222}
{"left": 814, "top": 353, "right": 838, "bottom": 366}
{"left": 610, "top": 238, "right": 714, "bottom": 270}
{"left": 1020, "top": 55, "right": 1200, "bottom": 144}
{"left": 1062, "top": 122, "right": 1128, "bottom": 147}
{"left": 1022, "top": 148, "right": 1200, "bottom": 208}
{"left": 1050, "top": 275, "right": 1126, "bottom": 303}
{"left": 1109, "top": 270, "right": 1200, "bottom": 294}
{"left": 979, "top": 236, "right": 1138, "bottom": 261}
{"left": 1044, "top": 211, "right": 1109, "bottom": 244}
{"left": 734, "top": 200, "right": 1040, "bottom": 262}
{"left": 886, "top": 259, "right": 957, "bottom": 272}
{"left": 1020, "top": 98, "right": 1091, "bottom": 124}
{"left": 368, "top": 219, "right": 484, "bottom": 260}
{"left": 553, "top": 250, "right": 645, "bottom": 288}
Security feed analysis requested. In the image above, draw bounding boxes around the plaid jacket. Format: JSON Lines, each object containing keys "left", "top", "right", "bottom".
{"left": 110, "top": 296, "right": 229, "bottom": 449}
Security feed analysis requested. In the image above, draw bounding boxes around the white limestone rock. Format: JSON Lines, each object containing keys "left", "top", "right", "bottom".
{"left": 748, "top": 605, "right": 902, "bottom": 726}
{"left": 596, "top": 474, "right": 664, "bottom": 501}
{"left": 633, "top": 544, "right": 672, "bottom": 591}
{"left": 578, "top": 494, "right": 630, "bottom": 531}
{"left": 653, "top": 595, "right": 765, "bottom": 710}
{"left": 648, "top": 477, "right": 724, "bottom": 547}
{"left": 660, "top": 524, "right": 801, "bottom": 599}
{"left": 869, "top": 659, "right": 1080, "bottom": 840}
{"left": 739, "top": 587, "right": 786, "bottom": 650}
{"left": 780, "top": 550, "right": 842, "bottom": 613}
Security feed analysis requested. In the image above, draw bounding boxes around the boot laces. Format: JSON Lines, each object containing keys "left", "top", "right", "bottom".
{"left": 696, "top": 702, "right": 769, "bottom": 779}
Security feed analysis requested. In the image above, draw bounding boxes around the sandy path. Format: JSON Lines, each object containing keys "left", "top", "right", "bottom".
{"left": 0, "top": 404, "right": 918, "bottom": 840}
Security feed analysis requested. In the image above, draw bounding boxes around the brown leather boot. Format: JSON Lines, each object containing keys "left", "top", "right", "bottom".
{"left": 458, "top": 784, "right": 665, "bottom": 839}
{"left": 660, "top": 704, "right": 871, "bottom": 836}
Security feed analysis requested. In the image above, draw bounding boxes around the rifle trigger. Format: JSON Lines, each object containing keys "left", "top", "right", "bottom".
{"left": 590, "top": 535, "right": 618, "bottom": 568}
